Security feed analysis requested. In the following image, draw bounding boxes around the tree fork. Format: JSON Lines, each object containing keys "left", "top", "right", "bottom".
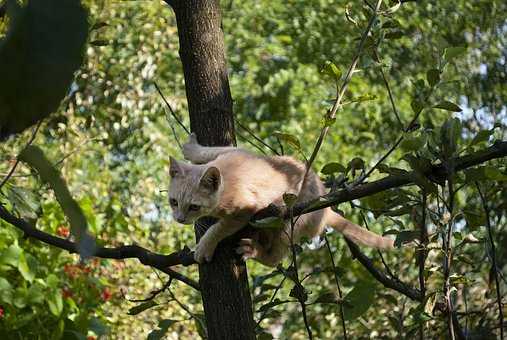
{"left": 167, "top": 1, "right": 255, "bottom": 339}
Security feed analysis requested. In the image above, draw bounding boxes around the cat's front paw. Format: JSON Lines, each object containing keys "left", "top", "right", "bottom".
{"left": 235, "top": 238, "right": 261, "bottom": 261}
{"left": 194, "top": 237, "right": 217, "bottom": 263}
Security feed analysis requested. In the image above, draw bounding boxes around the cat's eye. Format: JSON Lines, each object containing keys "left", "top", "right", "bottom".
{"left": 169, "top": 198, "right": 178, "bottom": 207}
{"left": 188, "top": 204, "right": 200, "bottom": 211}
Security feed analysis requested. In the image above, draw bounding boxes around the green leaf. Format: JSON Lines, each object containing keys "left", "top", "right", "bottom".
{"left": 400, "top": 135, "right": 427, "bottom": 152}
{"left": 253, "top": 293, "right": 271, "bottom": 304}
{"left": 433, "top": 100, "right": 462, "bottom": 112}
{"left": 410, "top": 99, "right": 424, "bottom": 115}
{"left": 19, "top": 146, "right": 96, "bottom": 258}
{"left": 258, "top": 298, "right": 288, "bottom": 312}
{"left": 0, "top": 243, "right": 22, "bottom": 267}
{"left": 464, "top": 167, "right": 488, "bottom": 183}
{"left": 128, "top": 300, "right": 158, "bottom": 315}
{"left": 251, "top": 216, "right": 285, "bottom": 229}
{"left": 343, "top": 279, "right": 376, "bottom": 320}
{"left": 484, "top": 166, "right": 507, "bottom": 181}
{"left": 443, "top": 46, "right": 466, "bottom": 63}
{"left": 147, "top": 319, "right": 177, "bottom": 340}
{"left": 17, "top": 252, "right": 35, "bottom": 282}
{"left": 348, "top": 94, "right": 378, "bottom": 103}
{"left": 464, "top": 210, "right": 486, "bottom": 228}
{"left": 257, "top": 333, "right": 274, "bottom": 340}
{"left": 320, "top": 60, "right": 342, "bottom": 80}
{"left": 0, "top": 278, "right": 14, "bottom": 304}
{"left": 26, "top": 283, "right": 45, "bottom": 305}
{"left": 321, "top": 162, "right": 346, "bottom": 175}
{"left": 282, "top": 193, "right": 298, "bottom": 208}
{"left": 90, "top": 22, "right": 109, "bottom": 31}
{"left": 46, "top": 274, "right": 59, "bottom": 289}
{"left": 426, "top": 69, "right": 440, "bottom": 87}
{"left": 348, "top": 157, "right": 365, "bottom": 171}
{"left": 89, "top": 317, "right": 109, "bottom": 336}
{"left": 272, "top": 132, "right": 301, "bottom": 151}
{"left": 314, "top": 291, "right": 338, "bottom": 304}
{"left": 90, "top": 39, "right": 109, "bottom": 46}
{"left": 48, "top": 291, "right": 63, "bottom": 316}
{"left": 6, "top": 186, "right": 40, "bottom": 219}
{"left": 0, "top": 0, "right": 88, "bottom": 137}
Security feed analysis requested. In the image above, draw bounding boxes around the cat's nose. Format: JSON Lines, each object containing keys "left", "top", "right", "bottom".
{"left": 176, "top": 216, "right": 186, "bottom": 223}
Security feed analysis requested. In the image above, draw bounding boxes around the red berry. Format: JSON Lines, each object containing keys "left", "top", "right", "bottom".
{"left": 56, "top": 226, "right": 70, "bottom": 238}
{"left": 0, "top": 306, "right": 4, "bottom": 318}
{"left": 86, "top": 336, "right": 96, "bottom": 340}
{"left": 101, "top": 287, "right": 112, "bottom": 302}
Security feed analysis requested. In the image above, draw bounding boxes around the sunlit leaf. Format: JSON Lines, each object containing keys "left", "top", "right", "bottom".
{"left": 251, "top": 216, "right": 285, "bottom": 229}
{"left": 433, "top": 100, "right": 462, "bottom": 112}
{"left": 321, "top": 162, "right": 346, "bottom": 175}
{"left": 128, "top": 300, "right": 158, "bottom": 315}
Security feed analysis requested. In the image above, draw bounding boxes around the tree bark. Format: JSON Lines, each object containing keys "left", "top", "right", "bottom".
{"left": 168, "top": 1, "right": 255, "bottom": 339}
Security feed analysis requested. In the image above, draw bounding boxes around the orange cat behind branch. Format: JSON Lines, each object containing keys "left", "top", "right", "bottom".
{"left": 168, "top": 133, "right": 393, "bottom": 266}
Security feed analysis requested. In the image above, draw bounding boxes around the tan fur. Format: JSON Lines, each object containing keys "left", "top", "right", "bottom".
{"left": 169, "top": 133, "right": 393, "bottom": 265}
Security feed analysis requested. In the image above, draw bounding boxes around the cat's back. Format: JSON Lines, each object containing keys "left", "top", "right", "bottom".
{"left": 210, "top": 149, "right": 323, "bottom": 211}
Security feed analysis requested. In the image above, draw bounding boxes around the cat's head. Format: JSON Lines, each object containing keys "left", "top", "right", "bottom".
{"left": 168, "top": 157, "right": 222, "bottom": 224}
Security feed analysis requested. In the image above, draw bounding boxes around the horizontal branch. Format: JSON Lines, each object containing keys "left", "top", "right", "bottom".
{"left": 345, "top": 239, "right": 422, "bottom": 300}
{"left": 0, "top": 205, "right": 199, "bottom": 290}
{"left": 253, "top": 140, "right": 507, "bottom": 220}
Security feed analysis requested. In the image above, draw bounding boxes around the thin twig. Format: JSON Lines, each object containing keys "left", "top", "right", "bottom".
{"left": 324, "top": 235, "right": 348, "bottom": 340}
{"left": 287, "top": 204, "right": 313, "bottom": 339}
{"left": 374, "top": 49, "right": 403, "bottom": 128}
{"left": 304, "top": 0, "right": 384, "bottom": 173}
{"left": 443, "top": 165, "right": 456, "bottom": 340}
{"left": 236, "top": 131, "right": 267, "bottom": 155}
{"left": 276, "top": 136, "right": 284, "bottom": 155}
{"left": 234, "top": 118, "right": 279, "bottom": 155}
{"left": 128, "top": 278, "right": 173, "bottom": 303}
{"left": 167, "top": 285, "right": 207, "bottom": 337}
{"left": 0, "top": 120, "right": 42, "bottom": 190}
{"left": 255, "top": 274, "right": 286, "bottom": 328}
{"left": 417, "top": 192, "right": 428, "bottom": 340}
{"left": 359, "top": 211, "right": 396, "bottom": 279}
{"left": 154, "top": 81, "right": 190, "bottom": 135}
{"left": 477, "top": 182, "right": 504, "bottom": 340}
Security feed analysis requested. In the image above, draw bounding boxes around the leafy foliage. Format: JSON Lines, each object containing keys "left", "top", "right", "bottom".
{"left": 0, "top": 0, "right": 506, "bottom": 339}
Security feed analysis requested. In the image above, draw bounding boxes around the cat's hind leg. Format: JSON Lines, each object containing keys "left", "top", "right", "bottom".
{"left": 236, "top": 233, "right": 288, "bottom": 267}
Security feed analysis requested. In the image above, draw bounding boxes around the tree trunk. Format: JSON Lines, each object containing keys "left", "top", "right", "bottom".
{"left": 167, "top": 1, "right": 255, "bottom": 339}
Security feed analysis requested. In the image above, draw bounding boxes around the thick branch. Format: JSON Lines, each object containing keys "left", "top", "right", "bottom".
{"left": 0, "top": 205, "right": 199, "bottom": 290}
{"left": 346, "top": 239, "right": 422, "bottom": 300}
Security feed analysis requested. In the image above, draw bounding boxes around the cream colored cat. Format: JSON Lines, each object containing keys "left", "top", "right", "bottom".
{"left": 169, "top": 133, "right": 393, "bottom": 266}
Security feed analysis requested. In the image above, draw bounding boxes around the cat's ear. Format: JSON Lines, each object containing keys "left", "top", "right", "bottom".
{"left": 169, "top": 156, "right": 184, "bottom": 178}
{"left": 199, "top": 166, "right": 221, "bottom": 192}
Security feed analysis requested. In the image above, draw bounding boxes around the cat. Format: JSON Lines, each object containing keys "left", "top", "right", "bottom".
{"left": 168, "top": 133, "right": 393, "bottom": 266}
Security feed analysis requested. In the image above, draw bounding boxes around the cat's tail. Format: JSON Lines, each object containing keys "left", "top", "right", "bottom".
{"left": 326, "top": 210, "right": 394, "bottom": 249}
